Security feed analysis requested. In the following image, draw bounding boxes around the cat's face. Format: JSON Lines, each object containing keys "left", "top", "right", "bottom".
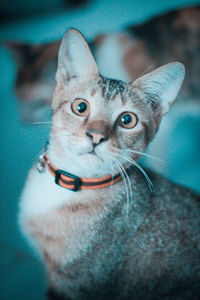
{"left": 51, "top": 78, "right": 151, "bottom": 174}
{"left": 50, "top": 29, "right": 185, "bottom": 176}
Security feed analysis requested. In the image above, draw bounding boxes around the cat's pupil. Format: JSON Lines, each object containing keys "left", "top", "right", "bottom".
{"left": 121, "top": 114, "right": 132, "bottom": 125}
{"left": 77, "top": 102, "right": 87, "bottom": 113}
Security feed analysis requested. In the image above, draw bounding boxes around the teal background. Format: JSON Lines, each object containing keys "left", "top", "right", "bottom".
{"left": 0, "top": 0, "right": 200, "bottom": 299}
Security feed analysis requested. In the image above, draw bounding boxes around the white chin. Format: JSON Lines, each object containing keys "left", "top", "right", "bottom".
{"left": 70, "top": 151, "right": 111, "bottom": 176}
{"left": 82, "top": 152, "right": 102, "bottom": 163}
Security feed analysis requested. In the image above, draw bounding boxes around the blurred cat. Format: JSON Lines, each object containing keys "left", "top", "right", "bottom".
{"left": 6, "top": 6, "right": 200, "bottom": 122}
{"left": 19, "top": 28, "right": 200, "bottom": 300}
{"left": 6, "top": 41, "right": 60, "bottom": 122}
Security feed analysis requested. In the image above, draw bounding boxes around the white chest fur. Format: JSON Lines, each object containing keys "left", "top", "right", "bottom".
{"left": 18, "top": 164, "right": 115, "bottom": 265}
{"left": 19, "top": 166, "right": 75, "bottom": 219}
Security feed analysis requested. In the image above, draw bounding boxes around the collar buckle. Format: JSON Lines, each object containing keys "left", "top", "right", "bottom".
{"left": 37, "top": 153, "right": 46, "bottom": 173}
{"left": 55, "top": 169, "right": 81, "bottom": 192}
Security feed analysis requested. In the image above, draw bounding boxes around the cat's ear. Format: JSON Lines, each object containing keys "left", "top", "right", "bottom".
{"left": 56, "top": 28, "right": 99, "bottom": 85}
{"left": 132, "top": 62, "right": 185, "bottom": 115}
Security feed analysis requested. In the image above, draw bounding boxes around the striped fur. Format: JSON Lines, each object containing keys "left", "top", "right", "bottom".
{"left": 19, "top": 29, "right": 200, "bottom": 300}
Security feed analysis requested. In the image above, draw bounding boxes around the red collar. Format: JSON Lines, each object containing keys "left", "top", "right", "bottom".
{"left": 38, "top": 151, "right": 122, "bottom": 192}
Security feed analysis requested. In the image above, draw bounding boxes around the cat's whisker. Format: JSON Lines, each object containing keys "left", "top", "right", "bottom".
{"left": 109, "top": 160, "right": 115, "bottom": 189}
{"left": 106, "top": 153, "right": 131, "bottom": 213}
{"left": 28, "top": 121, "right": 52, "bottom": 125}
{"left": 109, "top": 160, "right": 119, "bottom": 193}
{"left": 124, "top": 149, "right": 166, "bottom": 166}
{"left": 113, "top": 159, "right": 130, "bottom": 215}
{"left": 119, "top": 154, "right": 153, "bottom": 192}
{"left": 117, "top": 160, "right": 133, "bottom": 202}
{"left": 139, "top": 63, "right": 156, "bottom": 77}
{"left": 113, "top": 157, "right": 134, "bottom": 215}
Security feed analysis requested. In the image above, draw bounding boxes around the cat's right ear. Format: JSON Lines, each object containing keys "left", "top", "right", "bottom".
{"left": 56, "top": 28, "right": 99, "bottom": 86}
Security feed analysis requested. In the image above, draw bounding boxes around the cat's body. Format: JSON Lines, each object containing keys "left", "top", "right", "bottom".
{"left": 21, "top": 166, "right": 200, "bottom": 300}
{"left": 19, "top": 29, "right": 200, "bottom": 299}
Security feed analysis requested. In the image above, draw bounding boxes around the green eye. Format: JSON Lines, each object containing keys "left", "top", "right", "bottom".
{"left": 71, "top": 98, "right": 90, "bottom": 116}
{"left": 117, "top": 112, "right": 138, "bottom": 129}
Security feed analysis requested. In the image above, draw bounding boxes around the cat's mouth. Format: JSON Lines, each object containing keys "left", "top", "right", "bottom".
{"left": 79, "top": 149, "right": 104, "bottom": 162}
{"left": 79, "top": 149, "right": 96, "bottom": 156}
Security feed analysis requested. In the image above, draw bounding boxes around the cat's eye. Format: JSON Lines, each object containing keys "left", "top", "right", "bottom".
{"left": 117, "top": 112, "right": 138, "bottom": 129}
{"left": 71, "top": 98, "right": 90, "bottom": 116}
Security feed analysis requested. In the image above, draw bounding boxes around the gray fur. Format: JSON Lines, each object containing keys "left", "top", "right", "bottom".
{"left": 48, "top": 172, "right": 200, "bottom": 300}
{"left": 99, "top": 77, "right": 127, "bottom": 102}
{"left": 21, "top": 29, "right": 200, "bottom": 300}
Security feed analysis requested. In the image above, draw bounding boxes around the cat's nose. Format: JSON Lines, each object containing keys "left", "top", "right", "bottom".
{"left": 86, "top": 129, "right": 109, "bottom": 146}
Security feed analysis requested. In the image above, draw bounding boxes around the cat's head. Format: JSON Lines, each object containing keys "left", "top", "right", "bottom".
{"left": 49, "top": 29, "right": 185, "bottom": 177}
{"left": 6, "top": 41, "right": 60, "bottom": 122}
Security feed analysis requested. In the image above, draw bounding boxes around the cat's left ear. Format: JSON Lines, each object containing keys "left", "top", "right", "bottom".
{"left": 56, "top": 28, "right": 99, "bottom": 85}
{"left": 131, "top": 62, "right": 185, "bottom": 115}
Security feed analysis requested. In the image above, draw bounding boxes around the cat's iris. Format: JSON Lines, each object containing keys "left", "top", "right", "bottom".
{"left": 77, "top": 102, "right": 87, "bottom": 113}
{"left": 118, "top": 112, "right": 137, "bottom": 129}
{"left": 121, "top": 114, "right": 132, "bottom": 125}
{"left": 71, "top": 98, "right": 90, "bottom": 117}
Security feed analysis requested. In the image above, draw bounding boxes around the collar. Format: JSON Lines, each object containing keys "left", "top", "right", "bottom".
{"left": 37, "top": 147, "right": 122, "bottom": 192}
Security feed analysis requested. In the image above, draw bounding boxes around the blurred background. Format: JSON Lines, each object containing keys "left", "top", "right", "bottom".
{"left": 0, "top": 0, "right": 200, "bottom": 299}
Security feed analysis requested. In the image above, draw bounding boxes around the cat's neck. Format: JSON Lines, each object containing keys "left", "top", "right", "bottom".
{"left": 20, "top": 143, "right": 151, "bottom": 218}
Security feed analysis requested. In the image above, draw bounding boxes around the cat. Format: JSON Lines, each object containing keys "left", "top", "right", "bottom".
{"left": 19, "top": 28, "right": 200, "bottom": 300}
{"left": 6, "top": 5, "right": 200, "bottom": 122}
{"left": 5, "top": 41, "right": 60, "bottom": 122}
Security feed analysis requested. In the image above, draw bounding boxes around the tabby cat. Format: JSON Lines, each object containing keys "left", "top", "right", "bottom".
{"left": 19, "top": 29, "right": 200, "bottom": 300}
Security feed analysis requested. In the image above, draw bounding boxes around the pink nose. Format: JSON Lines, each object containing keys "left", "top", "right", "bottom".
{"left": 86, "top": 129, "right": 109, "bottom": 145}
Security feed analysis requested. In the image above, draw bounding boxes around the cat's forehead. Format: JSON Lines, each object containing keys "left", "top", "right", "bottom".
{"left": 58, "top": 76, "right": 147, "bottom": 115}
{"left": 90, "top": 77, "right": 139, "bottom": 108}
{"left": 61, "top": 77, "right": 129, "bottom": 101}
{"left": 98, "top": 77, "right": 128, "bottom": 102}
{"left": 94, "top": 77, "right": 147, "bottom": 111}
